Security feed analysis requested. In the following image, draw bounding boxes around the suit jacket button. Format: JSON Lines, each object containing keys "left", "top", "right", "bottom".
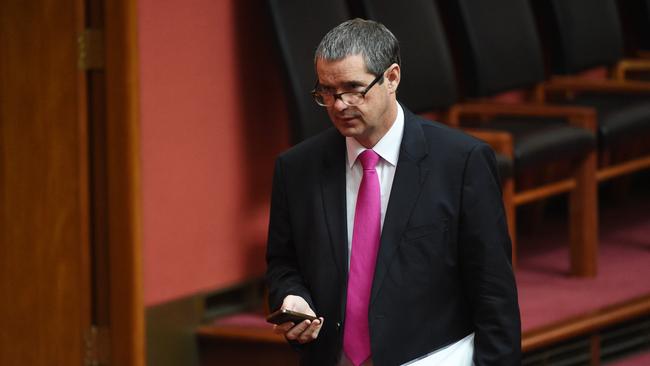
{"left": 336, "top": 322, "right": 341, "bottom": 331}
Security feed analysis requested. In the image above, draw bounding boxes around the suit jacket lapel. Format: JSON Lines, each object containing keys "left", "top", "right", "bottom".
{"left": 321, "top": 132, "right": 348, "bottom": 285}
{"left": 371, "top": 109, "right": 429, "bottom": 304}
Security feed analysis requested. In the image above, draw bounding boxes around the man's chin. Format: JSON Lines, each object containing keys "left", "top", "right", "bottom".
{"left": 335, "top": 124, "right": 360, "bottom": 137}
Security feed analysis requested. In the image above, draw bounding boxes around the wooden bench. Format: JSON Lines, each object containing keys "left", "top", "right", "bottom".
{"left": 196, "top": 312, "right": 298, "bottom": 366}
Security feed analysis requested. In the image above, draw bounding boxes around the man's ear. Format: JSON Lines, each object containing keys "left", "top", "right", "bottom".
{"left": 385, "top": 63, "right": 400, "bottom": 93}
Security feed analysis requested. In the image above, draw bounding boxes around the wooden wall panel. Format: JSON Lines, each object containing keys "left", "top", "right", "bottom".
{"left": 0, "top": 0, "right": 91, "bottom": 365}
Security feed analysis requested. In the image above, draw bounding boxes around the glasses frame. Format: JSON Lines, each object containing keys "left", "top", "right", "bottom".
{"left": 311, "top": 71, "right": 385, "bottom": 107}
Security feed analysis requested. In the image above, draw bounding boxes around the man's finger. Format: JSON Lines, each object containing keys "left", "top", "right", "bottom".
{"left": 311, "top": 317, "right": 324, "bottom": 338}
{"left": 285, "top": 320, "right": 312, "bottom": 340}
{"left": 297, "top": 318, "right": 323, "bottom": 343}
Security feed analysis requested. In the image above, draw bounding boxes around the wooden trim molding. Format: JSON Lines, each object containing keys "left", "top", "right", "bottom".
{"left": 104, "top": 0, "right": 145, "bottom": 365}
{"left": 522, "top": 294, "right": 650, "bottom": 352}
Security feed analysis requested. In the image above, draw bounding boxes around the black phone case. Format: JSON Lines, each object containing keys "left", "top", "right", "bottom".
{"left": 266, "top": 309, "right": 317, "bottom": 325}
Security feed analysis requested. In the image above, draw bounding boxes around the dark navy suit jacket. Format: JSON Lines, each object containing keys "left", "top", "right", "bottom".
{"left": 266, "top": 107, "right": 521, "bottom": 365}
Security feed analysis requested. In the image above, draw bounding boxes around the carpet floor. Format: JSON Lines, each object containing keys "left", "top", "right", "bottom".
{"left": 517, "top": 190, "right": 650, "bottom": 332}
{"left": 606, "top": 350, "right": 650, "bottom": 365}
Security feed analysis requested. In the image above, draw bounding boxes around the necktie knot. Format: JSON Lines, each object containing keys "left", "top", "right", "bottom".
{"left": 358, "top": 149, "right": 379, "bottom": 171}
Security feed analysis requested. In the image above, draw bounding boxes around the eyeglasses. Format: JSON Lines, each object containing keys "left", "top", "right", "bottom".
{"left": 311, "top": 72, "right": 384, "bottom": 107}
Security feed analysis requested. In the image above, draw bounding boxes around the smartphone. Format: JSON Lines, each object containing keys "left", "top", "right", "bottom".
{"left": 266, "top": 308, "right": 318, "bottom": 325}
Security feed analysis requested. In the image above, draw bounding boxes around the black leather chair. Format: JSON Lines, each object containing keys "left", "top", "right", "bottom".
{"left": 267, "top": 0, "right": 350, "bottom": 144}
{"left": 617, "top": 0, "right": 650, "bottom": 57}
{"left": 357, "top": 0, "right": 600, "bottom": 275}
{"left": 532, "top": 0, "right": 650, "bottom": 182}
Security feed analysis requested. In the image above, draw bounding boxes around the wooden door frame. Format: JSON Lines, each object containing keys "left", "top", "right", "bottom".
{"left": 103, "top": 1, "right": 145, "bottom": 365}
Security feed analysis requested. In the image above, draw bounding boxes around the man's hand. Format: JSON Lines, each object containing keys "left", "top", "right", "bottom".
{"left": 272, "top": 295, "right": 324, "bottom": 344}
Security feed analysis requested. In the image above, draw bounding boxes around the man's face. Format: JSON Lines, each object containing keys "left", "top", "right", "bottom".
{"left": 315, "top": 54, "right": 398, "bottom": 147}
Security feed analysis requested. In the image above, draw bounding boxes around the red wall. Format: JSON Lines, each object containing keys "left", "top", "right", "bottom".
{"left": 138, "top": 0, "right": 289, "bottom": 306}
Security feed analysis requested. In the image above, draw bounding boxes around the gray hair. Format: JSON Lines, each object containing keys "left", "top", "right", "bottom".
{"left": 314, "top": 18, "right": 401, "bottom": 77}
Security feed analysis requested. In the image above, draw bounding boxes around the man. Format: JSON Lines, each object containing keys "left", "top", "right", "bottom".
{"left": 266, "top": 19, "right": 520, "bottom": 366}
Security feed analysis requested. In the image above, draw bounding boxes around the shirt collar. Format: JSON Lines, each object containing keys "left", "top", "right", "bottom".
{"left": 346, "top": 102, "right": 404, "bottom": 168}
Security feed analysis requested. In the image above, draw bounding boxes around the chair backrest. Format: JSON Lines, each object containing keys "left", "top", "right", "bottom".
{"left": 541, "top": 0, "right": 625, "bottom": 74}
{"left": 450, "top": 0, "right": 546, "bottom": 97}
{"left": 355, "top": 0, "right": 458, "bottom": 113}
{"left": 267, "top": 0, "right": 350, "bottom": 143}
{"left": 642, "top": 0, "right": 650, "bottom": 50}
{"left": 616, "top": 0, "right": 650, "bottom": 53}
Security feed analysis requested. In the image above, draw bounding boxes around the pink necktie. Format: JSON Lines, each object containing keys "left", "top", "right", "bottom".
{"left": 344, "top": 149, "right": 381, "bottom": 366}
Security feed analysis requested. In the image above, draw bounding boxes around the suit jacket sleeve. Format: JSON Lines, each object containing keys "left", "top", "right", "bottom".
{"left": 265, "top": 157, "right": 315, "bottom": 312}
{"left": 458, "top": 143, "right": 521, "bottom": 365}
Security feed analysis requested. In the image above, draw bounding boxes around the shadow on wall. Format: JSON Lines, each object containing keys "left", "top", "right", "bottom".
{"left": 233, "top": 0, "right": 290, "bottom": 209}
{"left": 233, "top": 0, "right": 292, "bottom": 275}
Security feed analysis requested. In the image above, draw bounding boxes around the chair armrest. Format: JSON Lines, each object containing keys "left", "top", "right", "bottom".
{"left": 460, "top": 128, "right": 514, "bottom": 158}
{"left": 612, "top": 59, "right": 650, "bottom": 80}
{"left": 541, "top": 76, "right": 650, "bottom": 96}
{"left": 447, "top": 102, "right": 597, "bottom": 132}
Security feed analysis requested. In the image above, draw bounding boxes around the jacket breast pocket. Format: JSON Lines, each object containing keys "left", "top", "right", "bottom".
{"left": 395, "top": 219, "right": 451, "bottom": 288}
{"left": 402, "top": 219, "right": 448, "bottom": 242}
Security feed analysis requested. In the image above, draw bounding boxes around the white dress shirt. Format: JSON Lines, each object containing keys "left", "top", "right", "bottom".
{"left": 345, "top": 102, "right": 404, "bottom": 257}
{"left": 341, "top": 102, "right": 474, "bottom": 366}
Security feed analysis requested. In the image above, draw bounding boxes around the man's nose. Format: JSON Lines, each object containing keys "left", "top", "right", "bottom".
{"left": 332, "top": 97, "right": 347, "bottom": 112}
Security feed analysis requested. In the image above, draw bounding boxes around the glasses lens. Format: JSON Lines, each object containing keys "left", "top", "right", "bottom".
{"left": 312, "top": 91, "right": 366, "bottom": 107}
{"left": 341, "top": 92, "right": 364, "bottom": 106}
{"left": 313, "top": 93, "right": 328, "bottom": 106}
